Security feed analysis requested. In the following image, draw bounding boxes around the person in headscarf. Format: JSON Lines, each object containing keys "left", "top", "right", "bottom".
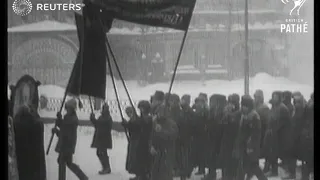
{"left": 263, "top": 91, "right": 290, "bottom": 177}
{"left": 53, "top": 98, "right": 88, "bottom": 180}
{"left": 219, "top": 93, "right": 241, "bottom": 180}
{"left": 253, "top": 89, "right": 271, "bottom": 173}
{"left": 14, "top": 104, "right": 46, "bottom": 180}
{"left": 90, "top": 103, "right": 113, "bottom": 175}
{"left": 150, "top": 104, "right": 178, "bottom": 180}
{"left": 191, "top": 97, "right": 208, "bottom": 176}
{"left": 235, "top": 95, "right": 267, "bottom": 180}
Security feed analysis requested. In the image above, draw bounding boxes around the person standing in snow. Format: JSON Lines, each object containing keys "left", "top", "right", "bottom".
{"left": 219, "top": 94, "right": 241, "bottom": 180}
{"left": 53, "top": 98, "right": 88, "bottom": 180}
{"left": 90, "top": 103, "right": 113, "bottom": 175}
{"left": 150, "top": 104, "right": 178, "bottom": 180}
{"left": 234, "top": 95, "right": 267, "bottom": 180}
{"left": 253, "top": 89, "right": 271, "bottom": 173}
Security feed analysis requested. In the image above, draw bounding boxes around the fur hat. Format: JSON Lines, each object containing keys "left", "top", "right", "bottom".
{"left": 229, "top": 93, "right": 240, "bottom": 105}
{"left": 181, "top": 94, "right": 191, "bottom": 103}
{"left": 65, "top": 98, "right": 77, "bottom": 110}
{"left": 270, "top": 91, "right": 282, "bottom": 104}
{"left": 282, "top": 91, "right": 292, "bottom": 102}
{"left": 169, "top": 94, "right": 180, "bottom": 102}
{"left": 241, "top": 95, "right": 254, "bottom": 109}
{"left": 199, "top": 93, "right": 208, "bottom": 101}
{"left": 154, "top": 91, "right": 165, "bottom": 102}
{"left": 138, "top": 100, "right": 151, "bottom": 113}
{"left": 254, "top": 89, "right": 264, "bottom": 99}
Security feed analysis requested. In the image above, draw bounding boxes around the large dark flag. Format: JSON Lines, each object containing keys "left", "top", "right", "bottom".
{"left": 90, "top": 0, "right": 196, "bottom": 30}
{"left": 66, "top": 5, "right": 113, "bottom": 99}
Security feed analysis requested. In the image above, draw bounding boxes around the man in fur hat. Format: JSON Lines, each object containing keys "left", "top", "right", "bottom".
{"left": 235, "top": 95, "right": 267, "bottom": 180}
{"left": 263, "top": 91, "right": 290, "bottom": 177}
{"left": 90, "top": 104, "right": 113, "bottom": 175}
{"left": 151, "top": 91, "right": 165, "bottom": 115}
{"left": 150, "top": 104, "right": 178, "bottom": 180}
{"left": 253, "top": 90, "right": 271, "bottom": 173}
{"left": 201, "top": 94, "right": 227, "bottom": 180}
{"left": 218, "top": 94, "right": 241, "bottom": 180}
{"left": 180, "top": 94, "right": 195, "bottom": 178}
{"left": 52, "top": 98, "right": 88, "bottom": 180}
{"left": 191, "top": 97, "right": 208, "bottom": 176}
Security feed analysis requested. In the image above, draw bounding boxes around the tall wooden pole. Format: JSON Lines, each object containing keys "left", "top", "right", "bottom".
{"left": 244, "top": 0, "right": 249, "bottom": 95}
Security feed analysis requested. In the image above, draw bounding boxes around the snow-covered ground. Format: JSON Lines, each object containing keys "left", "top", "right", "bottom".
{"left": 44, "top": 125, "right": 306, "bottom": 180}
{"left": 9, "top": 73, "right": 313, "bottom": 121}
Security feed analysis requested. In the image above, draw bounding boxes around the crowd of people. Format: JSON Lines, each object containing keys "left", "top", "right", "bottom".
{"left": 119, "top": 90, "right": 314, "bottom": 180}
{"left": 9, "top": 88, "right": 314, "bottom": 180}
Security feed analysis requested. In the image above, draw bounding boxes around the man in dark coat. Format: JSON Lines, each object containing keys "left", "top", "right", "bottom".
{"left": 150, "top": 104, "right": 178, "bottom": 180}
{"left": 123, "top": 106, "right": 140, "bottom": 179}
{"left": 282, "top": 91, "right": 294, "bottom": 117}
{"left": 235, "top": 95, "right": 267, "bottom": 180}
{"left": 264, "top": 91, "right": 290, "bottom": 177}
{"left": 169, "top": 94, "right": 192, "bottom": 180}
{"left": 14, "top": 105, "right": 46, "bottom": 180}
{"left": 253, "top": 90, "right": 271, "bottom": 172}
{"left": 123, "top": 101, "right": 153, "bottom": 180}
{"left": 53, "top": 98, "right": 88, "bottom": 180}
{"left": 202, "top": 94, "right": 227, "bottom": 180}
{"left": 151, "top": 91, "right": 165, "bottom": 115}
{"left": 191, "top": 97, "right": 209, "bottom": 175}
{"left": 180, "top": 94, "right": 195, "bottom": 178}
{"left": 218, "top": 94, "right": 241, "bottom": 180}
{"left": 90, "top": 103, "right": 113, "bottom": 174}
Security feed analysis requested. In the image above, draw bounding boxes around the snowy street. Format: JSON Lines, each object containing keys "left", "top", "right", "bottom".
{"left": 43, "top": 125, "right": 306, "bottom": 180}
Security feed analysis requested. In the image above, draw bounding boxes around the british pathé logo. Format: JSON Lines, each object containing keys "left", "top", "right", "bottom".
{"left": 12, "top": 0, "right": 33, "bottom": 16}
{"left": 280, "top": 0, "right": 308, "bottom": 33}
{"left": 281, "top": 0, "right": 307, "bottom": 16}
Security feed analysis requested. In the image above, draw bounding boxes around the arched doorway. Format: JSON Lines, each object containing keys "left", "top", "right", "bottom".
{"left": 9, "top": 37, "right": 77, "bottom": 87}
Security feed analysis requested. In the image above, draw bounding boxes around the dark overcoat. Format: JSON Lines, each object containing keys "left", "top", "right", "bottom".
{"left": 151, "top": 117, "right": 178, "bottom": 180}
{"left": 90, "top": 114, "right": 113, "bottom": 149}
{"left": 255, "top": 103, "right": 270, "bottom": 157}
{"left": 263, "top": 103, "right": 291, "bottom": 160}
{"left": 55, "top": 112, "right": 79, "bottom": 155}
{"left": 218, "top": 104, "right": 241, "bottom": 174}
{"left": 14, "top": 107, "right": 46, "bottom": 180}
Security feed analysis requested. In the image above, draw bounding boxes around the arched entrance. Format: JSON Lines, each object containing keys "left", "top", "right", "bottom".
{"left": 9, "top": 37, "right": 77, "bottom": 87}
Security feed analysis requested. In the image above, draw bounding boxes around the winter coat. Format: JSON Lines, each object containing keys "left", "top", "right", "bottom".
{"left": 14, "top": 107, "right": 46, "bottom": 180}
{"left": 255, "top": 103, "right": 270, "bottom": 156}
{"left": 151, "top": 117, "right": 178, "bottom": 180}
{"left": 236, "top": 110, "right": 262, "bottom": 163}
{"left": 264, "top": 103, "right": 291, "bottom": 159}
{"left": 55, "top": 112, "right": 79, "bottom": 155}
{"left": 219, "top": 104, "right": 241, "bottom": 169}
{"left": 190, "top": 106, "right": 208, "bottom": 167}
{"left": 90, "top": 114, "right": 113, "bottom": 149}
{"left": 125, "top": 116, "right": 153, "bottom": 175}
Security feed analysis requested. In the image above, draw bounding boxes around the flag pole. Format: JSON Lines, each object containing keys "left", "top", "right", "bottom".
{"left": 106, "top": 48, "right": 130, "bottom": 141}
{"left": 105, "top": 36, "right": 137, "bottom": 117}
{"left": 244, "top": 0, "right": 249, "bottom": 95}
{"left": 166, "top": 29, "right": 188, "bottom": 104}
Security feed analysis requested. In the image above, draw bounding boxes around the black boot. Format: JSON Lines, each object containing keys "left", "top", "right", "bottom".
{"left": 99, "top": 156, "right": 111, "bottom": 175}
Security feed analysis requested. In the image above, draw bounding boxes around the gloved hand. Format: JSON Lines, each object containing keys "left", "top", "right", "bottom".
{"left": 56, "top": 112, "right": 62, "bottom": 120}
{"left": 52, "top": 127, "right": 58, "bottom": 134}
{"left": 90, "top": 113, "right": 95, "bottom": 120}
